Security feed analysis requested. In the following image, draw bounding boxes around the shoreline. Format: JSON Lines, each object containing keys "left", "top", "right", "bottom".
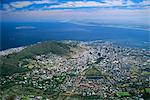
{"left": 0, "top": 40, "right": 149, "bottom": 56}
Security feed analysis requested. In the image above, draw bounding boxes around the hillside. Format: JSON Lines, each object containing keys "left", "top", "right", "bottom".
{"left": 0, "top": 41, "right": 76, "bottom": 76}
{"left": 84, "top": 67, "right": 102, "bottom": 77}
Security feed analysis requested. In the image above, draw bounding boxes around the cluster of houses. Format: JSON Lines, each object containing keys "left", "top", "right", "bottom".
{"left": 1, "top": 41, "right": 150, "bottom": 99}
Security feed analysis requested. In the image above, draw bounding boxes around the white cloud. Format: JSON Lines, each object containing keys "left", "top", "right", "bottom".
{"left": 103, "top": 0, "right": 135, "bottom": 6}
{"left": 5, "top": 0, "right": 56, "bottom": 9}
{"left": 49, "top": 1, "right": 108, "bottom": 8}
{"left": 49, "top": 0, "right": 136, "bottom": 9}
{"left": 1, "top": 0, "right": 149, "bottom": 25}
{"left": 139, "top": 0, "right": 150, "bottom": 5}
{"left": 104, "top": 0, "right": 123, "bottom": 6}
{"left": 33, "top": 0, "right": 55, "bottom": 4}
{"left": 125, "top": 0, "right": 135, "bottom": 5}
{"left": 10, "top": 1, "right": 33, "bottom": 8}
{"left": 1, "top": 9, "right": 149, "bottom": 25}
{"left": 2, "top": 0, "right": 149, "bottom": 11}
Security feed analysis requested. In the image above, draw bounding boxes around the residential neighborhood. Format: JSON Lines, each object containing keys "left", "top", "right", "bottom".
{"left": 1, "top": 41, "right": 150, "bottom": 100}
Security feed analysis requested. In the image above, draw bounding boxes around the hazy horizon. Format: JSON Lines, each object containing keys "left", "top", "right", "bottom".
{"left": 1, "top": 0, "right": 150, "bottom": 26}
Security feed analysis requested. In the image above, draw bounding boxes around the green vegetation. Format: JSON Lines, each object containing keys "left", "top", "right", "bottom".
{"left": 21, "top": 96, "right": 29, "bottom": 100}
{"left": 145, "top": 88, "right": 150, "bottom": 93}
{"left": 0, "top": 41, "right": 75, "bottom": 76}
{"left": 63, "top": 95, "right": 104, "bottom": 100}
{"left": 84, "top": 67, "right": 101, "bottom": 76}
{"left": 130, "top": 65, "right": 140, "bottom": 76}
{"left": 53, "top": 75, "right": 66, "bottom": 84}
{"left": 1, "top": 73, "right": 66, "bottom": 97}
{"left": 116, "top": 92, "right": 131, "bottom": 97}
{"left": 139, "top": 88, "right": 150, "bottom": 99}
{"left": 142, "top": 71, "right": 150, "bottom": 75}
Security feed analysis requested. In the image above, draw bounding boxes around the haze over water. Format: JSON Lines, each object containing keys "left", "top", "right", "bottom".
{"left": 1, "top": 22, "right": 149, "bottom": 50}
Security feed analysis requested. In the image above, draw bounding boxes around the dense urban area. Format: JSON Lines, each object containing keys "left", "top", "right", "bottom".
{"left": 0, "top": 41, "right": 150, "bottom": 100}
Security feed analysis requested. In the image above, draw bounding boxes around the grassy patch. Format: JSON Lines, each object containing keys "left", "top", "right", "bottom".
{"left": 145, "top": 88, "right": 150, "bottom": 93}
{"left": 116, "top": 92, "right": 131, "bottom": 97}
{"left": 0, "top": 41, "right": 74, "bottom": 77}
{"left": 84, "top": 67, "right": 101, "bottom": 77}
{"left": 142, "top": 71, "right": 150, "bottom": 75}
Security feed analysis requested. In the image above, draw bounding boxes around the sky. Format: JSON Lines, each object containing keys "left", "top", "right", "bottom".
{"left": 1, "top": 0, "right": 150, "bottom": 25}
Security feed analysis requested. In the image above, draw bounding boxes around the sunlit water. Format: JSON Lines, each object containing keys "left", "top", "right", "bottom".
{"left": 1, "top": 22, "right": 149, "bottom": 50}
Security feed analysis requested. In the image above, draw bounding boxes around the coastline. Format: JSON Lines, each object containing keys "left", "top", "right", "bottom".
{"left": 0, "top": 40, "right": 150, "bottom": 56}
{"left": 0, "top": 40, "right": 149, "bottom": 56}
{"left": 0, "top": 47, "right": 26, "bottom": 56}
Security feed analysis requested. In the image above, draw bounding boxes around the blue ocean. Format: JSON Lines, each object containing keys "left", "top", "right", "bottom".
{"left": 1, "top": 22, "right": 149, "bottom": 50}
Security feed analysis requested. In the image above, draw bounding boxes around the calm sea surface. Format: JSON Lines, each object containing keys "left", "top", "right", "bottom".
{"left": 1, "top": 22, "right": 149, "bottom": 50}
